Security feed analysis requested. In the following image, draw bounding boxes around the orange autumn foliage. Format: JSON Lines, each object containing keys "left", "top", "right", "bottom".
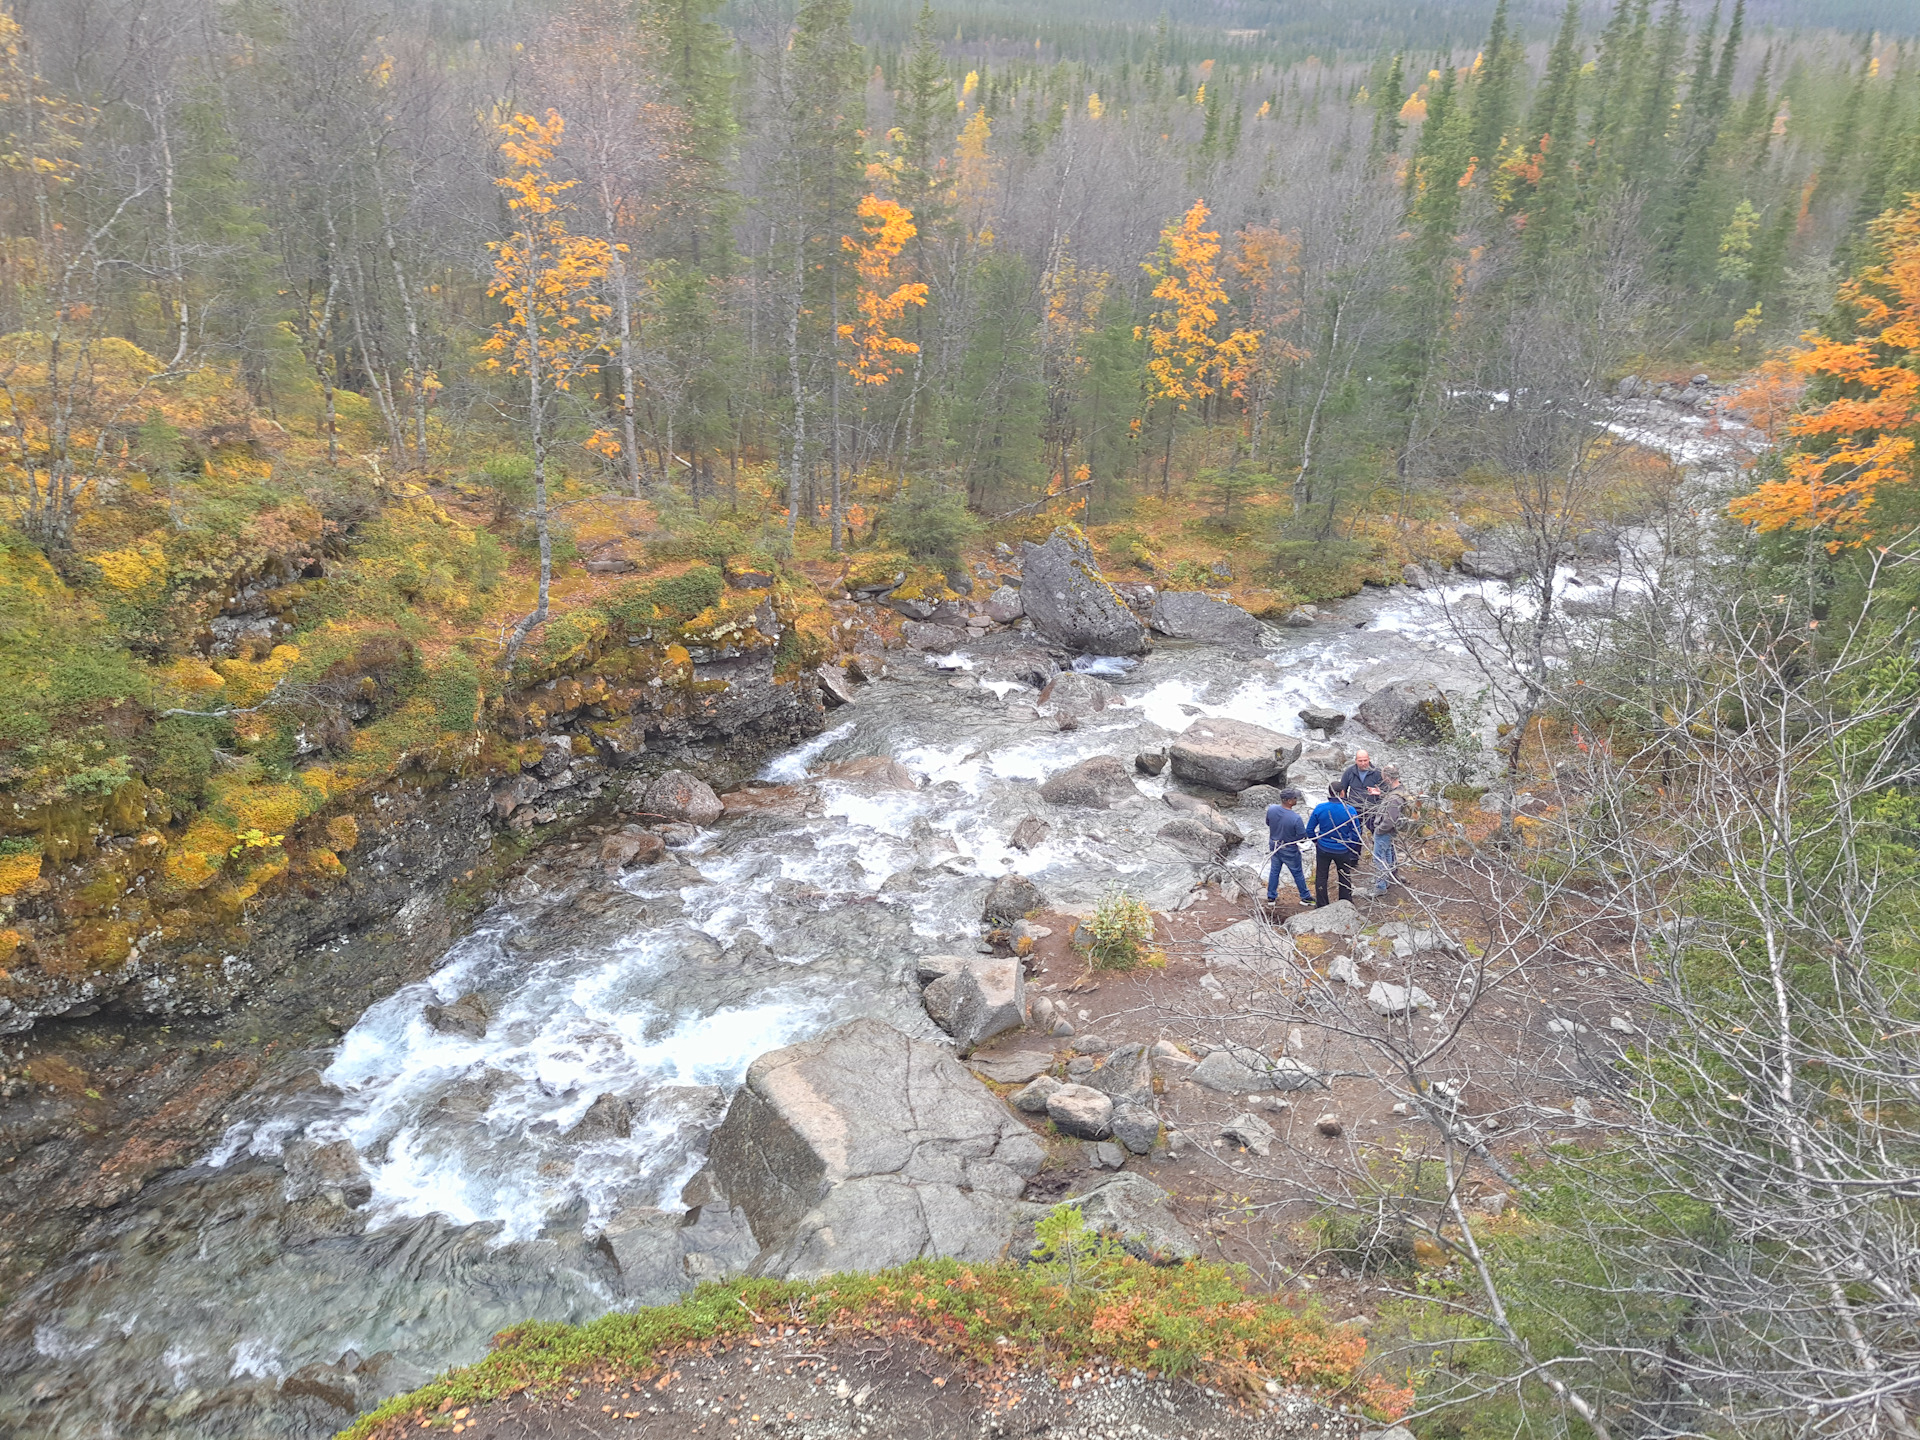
{"left": 482, "top": 110, "right": 614, "bottom": 391}
{"left": 1729, "top": 196, "right": 1920, "bottom": 544}
{"left": 838, "top": 195, "right": 929, "bottom": 386}
{"left": 1138, "top": 199, "right": 1261, "bottom": 410}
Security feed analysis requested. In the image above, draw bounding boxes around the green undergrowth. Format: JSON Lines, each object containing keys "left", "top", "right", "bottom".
{"left": 339, "top": 1209, "right": 1411, "bottom": 1439}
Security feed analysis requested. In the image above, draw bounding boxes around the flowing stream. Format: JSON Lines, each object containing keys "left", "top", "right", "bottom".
{"left": 1, "top": 402, "right": 1752, "bottom": 1438}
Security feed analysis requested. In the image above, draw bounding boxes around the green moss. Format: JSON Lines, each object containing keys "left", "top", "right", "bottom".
{"left": 604, "top": 565, "right": 726, "bottom": 630}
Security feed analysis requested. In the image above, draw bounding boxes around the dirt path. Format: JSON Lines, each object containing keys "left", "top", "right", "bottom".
{"left": 380, "top": 1333, "right": 1374, "bottom": 1440}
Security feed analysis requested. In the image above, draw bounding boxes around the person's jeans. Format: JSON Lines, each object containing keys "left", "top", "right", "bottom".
{"left": 1314, "top": 849, "right": 1355, "bottom": 905}
{"left": 1372, "top": 832, "right": 1397, "bottom": 895}
{"left": 1268, "top": 847, "right": 1310, "bottom": 902}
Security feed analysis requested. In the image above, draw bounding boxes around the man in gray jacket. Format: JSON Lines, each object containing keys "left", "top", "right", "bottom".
{"left": 1372, "top": 764, "right": 1405, "bottom": 896}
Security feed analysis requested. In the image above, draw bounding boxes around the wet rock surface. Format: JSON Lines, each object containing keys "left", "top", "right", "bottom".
{"left": 703, "top": 1019, "right": 1044, "bottom": 1278}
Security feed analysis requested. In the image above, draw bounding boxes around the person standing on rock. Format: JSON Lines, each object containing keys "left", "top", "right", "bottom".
{"left": 1306, "top": 781, "right": 1364, "bottom": 906}
{"left": 1371, "top": 765, "right": 1405, "bottom": 897}
{"left": 1264, "top": 787, "right": 1313, "bottom": 908}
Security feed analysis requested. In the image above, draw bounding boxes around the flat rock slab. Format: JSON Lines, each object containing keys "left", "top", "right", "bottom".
{"left": 1286, "top": 900, "right": 1363, "bottom": 937}
{"left": 1148, "top": 590, "right": 1265, "bottom": 653}
{"left": 969, "top": 1051, "right": 1055, "bottom": 1085}
{"left": 705, "top": 1018, "right": 1045, "bottom": 1280}
{"left": 1204, "top": 918, "right": 1291, "bottom": 966}
{"left": 1039, "top": 754, "right": 1140, "bottom": 808}
{"left": 1169, "top": 717, "right": 1304, "bottom": 791}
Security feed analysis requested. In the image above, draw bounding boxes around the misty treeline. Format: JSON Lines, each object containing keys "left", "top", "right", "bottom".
{"left": 2, "top": 0, "right": 1917, "bottom": 550}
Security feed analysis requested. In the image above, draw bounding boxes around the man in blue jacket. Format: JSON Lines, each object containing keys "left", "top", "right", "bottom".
{"left": 1264, "top": 787, "right": 1312, "bottom": 906}
{"left": 1306, "top": 781, "right": 1364, "bottom": 906}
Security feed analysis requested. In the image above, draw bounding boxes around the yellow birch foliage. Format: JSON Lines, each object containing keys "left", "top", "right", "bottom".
{"left": 838, "top": 196, "right": 929, "bottom": 386}
{"left": 482, "top": 110, "right": 613, "bottom": 389}
{"left": 1138, "top": 200, "right": 1261, "bottom": 411}
{"left": 1728, "top": 196, "right": 1920, "bottom": 545}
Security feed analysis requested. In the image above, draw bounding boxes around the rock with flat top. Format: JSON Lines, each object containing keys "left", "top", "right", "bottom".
{"left": 704, "top": 1018, "right": 1045, "bottom": 1280}
{"left": 1011, "top": 1075, "right": 1062, "bottom": 1113}
{"left": 423, "top": 992, "right": 491, "bottom": 1038}
{"left": 1018, "top": 528, "right": 1150, "bottom": 655}
{"left": 1045, "top": 1084, "right": 1115, "bottom": 1139}
{"left": 922, "top": 956, "right": 1026, "bottom": 1050}
{"left": 1008, "top": 815, "right": 1050, "bottom": 852}
{"left": 1366, "top": 981, "right": 1436, "bottom": 1016}
{"left": 969, "top": 1051, "right": 1053, "bottom": 1085}
{"left": 1221, "top": 1111, "right": 1277, "bottom": 1156}
{"left": 1168, "top": 717, "right": 1304, "bottom": 791}
{"left": 1069, "top": 1173, "right": 1198, "bottom": 1261}
{"left": 1039, "top": 754, "right": 1140, "bottom": 808}
{"left": 822, "top": 756, "right": 918, "bottom": 792}
{"left": 1039, "top": 670, "right": 1118, "bottom": 718}
{"left": 1286, "top": 900, "right": 1362, "bottom": 937}
{"left": 1148, "top": 590, "right": 1264, "bottom": 652}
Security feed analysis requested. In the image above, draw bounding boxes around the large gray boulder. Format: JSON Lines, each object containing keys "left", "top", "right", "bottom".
{"left": 642, "top": 770, "right": 724, "bottom": 826}
{"left": 1158, "top": 817, "right": 1234, "bottom": 865}
{"left": 1149, "top": 590, "right": 1264, "bottom": 653}
{"left": 1019, "top": 528, "right": 1150, "bottom": 655}
{"left": 1039, "top": 754, "right": 1140, "bottom": 808}
{"left": 704, "top": 1019, "right": 1045, "bottom": 1279}
{"left": 1356, "top": 680, "right": 1454, "bottom": 744}
{"left": 1168, "top": 717, "right": 1304, "bottom": 791}
{"left": 921, "top": 955, "right": 1027, "bottom": 1051}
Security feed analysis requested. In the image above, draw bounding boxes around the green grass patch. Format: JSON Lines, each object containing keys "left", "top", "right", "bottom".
{"left": 337, "top": 1210, "right": 1409, "bottom": 1439}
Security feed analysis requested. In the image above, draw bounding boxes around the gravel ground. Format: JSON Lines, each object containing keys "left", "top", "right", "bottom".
{"left": 388, "top": 1332, "right": 1384, "bottom": 1440}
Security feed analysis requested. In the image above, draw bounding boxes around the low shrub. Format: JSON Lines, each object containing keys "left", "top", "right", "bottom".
{"left": 1085, "top": 888, "right": 1156, "bottom": 971}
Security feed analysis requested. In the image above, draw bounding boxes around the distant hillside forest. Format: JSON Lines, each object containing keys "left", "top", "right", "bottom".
{"left": 1, "top": 0, "right": 1918, "bottom": 891}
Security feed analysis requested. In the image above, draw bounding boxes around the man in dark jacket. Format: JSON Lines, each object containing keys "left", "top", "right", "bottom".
{"left": 1339, "top": 749, "right": 1385, "bottom": 820}
{"left": 1371, "top": 764, "right": 1405, "bottom": 896}
{"left": 1264, "top": 787, "right": 1312, "bottom": 906}
{"left": 1305, "top": 781, "right": 1364, "bottom": 906}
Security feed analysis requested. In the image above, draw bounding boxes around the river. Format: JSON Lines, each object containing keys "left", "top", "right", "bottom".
{"left": 0, "top": 400, "right": 1751, "bottom": 1437}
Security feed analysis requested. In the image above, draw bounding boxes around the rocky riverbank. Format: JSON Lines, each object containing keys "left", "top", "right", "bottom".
{"left": 0, "top": 504, "right": 1677, "bottom": 1438}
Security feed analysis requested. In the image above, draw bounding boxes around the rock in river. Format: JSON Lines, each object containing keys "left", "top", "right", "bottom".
{"left": 1018, "top": 527, "right": 1150, "bottom": 655}
{"left": 642, "top": 769, "right": 724, "bottom": 826}
{"left": 1356, "top": 680, "right": 1454, "bottom": 744}
{"left": 1148, "top": 590, "right": 1264, "bottom": 652}
{"left": 1168, "top": 717, "right": 1303, "bottom": 791}
{"left": 1038, "top": 754, "right": 1140, "bottom": 808}
{"left": 703, "top": 1019, "right": 1045, "bottom": 1279}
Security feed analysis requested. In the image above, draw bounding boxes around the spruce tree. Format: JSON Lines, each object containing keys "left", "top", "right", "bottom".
{"left": 1468, "top": 0, "right": 1519, "bottom": 172}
